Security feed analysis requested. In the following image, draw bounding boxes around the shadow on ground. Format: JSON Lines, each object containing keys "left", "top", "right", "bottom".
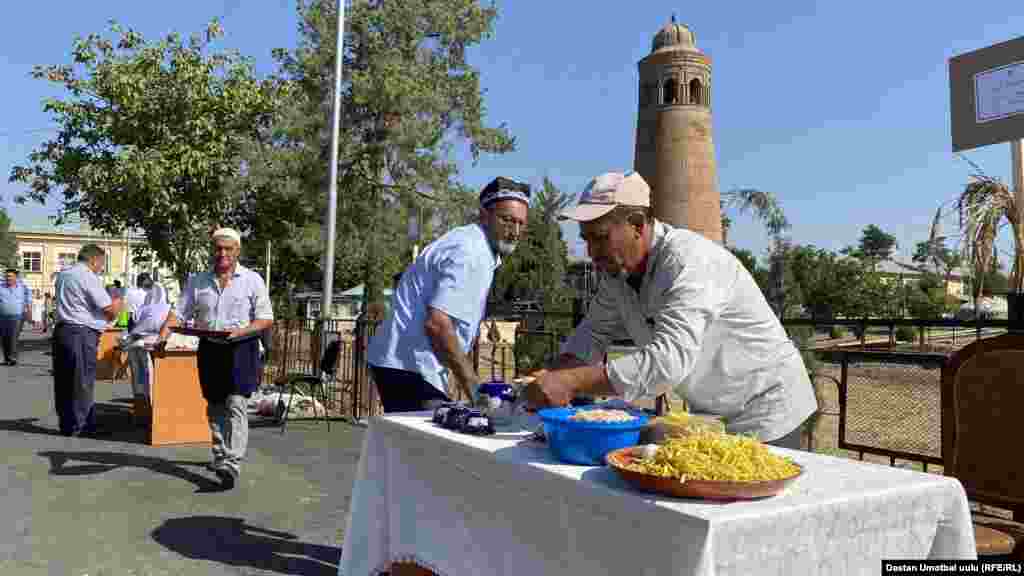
{"left": 18, "top": 337, "right": 54, "bottom": 353}
{"left": 151, "top": 516, "right": 340, "bottom": 575}
{"left": 38, "top": 450, "right": 226, "bottom": 492}
{"left": 0, "top": 402, "right": 150, "bottom": 444}
{"left": 0, "top": 417, "right": 66, "bottom": 437}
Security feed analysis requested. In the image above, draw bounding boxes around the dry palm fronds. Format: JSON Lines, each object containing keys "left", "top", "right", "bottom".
{"left": 956, "top": 169, "right": 1024, "bottom": 294}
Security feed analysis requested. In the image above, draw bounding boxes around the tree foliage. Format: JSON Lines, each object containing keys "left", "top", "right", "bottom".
{"left": 9, "top": 20, "right": 291, "bottom": 286}
{"left": 0, "top": 210, "right": 19, "bottom": 269}
{"left": 269, "top": 0, "right": 514, "bottom": 310}
{"left": 844, "top": 224, "right": 898, "bottom": 267}
{"left": 492, "top": 177, "right": 573, "bottom": 309}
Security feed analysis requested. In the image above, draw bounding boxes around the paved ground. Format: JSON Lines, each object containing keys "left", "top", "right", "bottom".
{"left": 0, "top": 331, "right": 365, "bottom": 576}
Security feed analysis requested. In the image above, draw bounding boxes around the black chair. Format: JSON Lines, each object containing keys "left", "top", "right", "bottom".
{"left": 278, "top": 339, "right": 342, "bottom": 434}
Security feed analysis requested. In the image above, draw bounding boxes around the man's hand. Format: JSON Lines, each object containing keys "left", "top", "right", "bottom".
{"left": 524, "top": 369, "right": 577, "bottom": 410}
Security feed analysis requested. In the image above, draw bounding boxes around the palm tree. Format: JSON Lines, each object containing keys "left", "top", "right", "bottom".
{"left": 721, "top": 188, "right": 791, "bottom": 246}
{"left": 721, "top": 188, "right": 792, "bottom": 316}
{"left": 956, "top": 164, "right": 1024, "bottom": 314}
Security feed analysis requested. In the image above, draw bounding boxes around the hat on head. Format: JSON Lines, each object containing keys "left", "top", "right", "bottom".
{"left": 559, "top": 171, "right": 650, "bottom": 222}
{"left": 479, "top": 177, "right": 531, "bottom": 209}
{"left": 212, "top": 227, "right": 241, "bottom": 245}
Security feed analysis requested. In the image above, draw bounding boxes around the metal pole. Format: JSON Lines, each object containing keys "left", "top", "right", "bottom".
{"left": 320, "top": 0, "right": 346, "bottom": 323}
{"left": 265, "top": 239, "right": 271, "bottom": 290}
{"left": 1011, "top": 140, "right": 1024, "bottom": 327}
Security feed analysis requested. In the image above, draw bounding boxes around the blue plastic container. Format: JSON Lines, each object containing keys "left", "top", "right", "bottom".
{"left": 477, "top": 381, "right": 516, "bottom": 402}
{"left": 538, "top": 406, "right": 650, "bottom": 466}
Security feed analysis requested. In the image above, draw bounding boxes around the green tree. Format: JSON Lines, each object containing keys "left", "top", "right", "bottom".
{"left": 9, "top": 20, "right": 290, "bottom": 287}
{"left": 489, "top": 178, "right": 575, "bottom": 371}
{"left": 846, "top": 224, "right": 898, "bottom": 269}
{"left": 271, "top": 0, "right": 514, "bottom": 313}
{"left": 786, "top": 245, "right": 864, "bottom": 319}
{"left": 729, "top": 246, "right": 770, "bottom": 298}
{"left": 0, "top": 211, "right": 19, "bottom": 269}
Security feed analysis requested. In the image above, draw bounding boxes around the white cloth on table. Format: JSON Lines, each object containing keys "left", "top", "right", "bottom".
{"left": 339, "top": 413, "right": 976, "bottom": 576}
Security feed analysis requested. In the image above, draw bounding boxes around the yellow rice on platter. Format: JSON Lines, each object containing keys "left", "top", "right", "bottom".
{"left": 622, "top": 431, "right": 801, "bottom": 482}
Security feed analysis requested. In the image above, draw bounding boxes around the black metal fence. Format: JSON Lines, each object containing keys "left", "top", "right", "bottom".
{"left": 784, "top": 317, "right": 1009, "bottom": 472}
{"left": 265, "top": 311, "right": 1008, "bottom": 472}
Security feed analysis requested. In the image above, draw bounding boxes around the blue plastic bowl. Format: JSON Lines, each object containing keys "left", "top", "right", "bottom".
{"left": 538, "top": 406, "right": 650, "bottom": 466}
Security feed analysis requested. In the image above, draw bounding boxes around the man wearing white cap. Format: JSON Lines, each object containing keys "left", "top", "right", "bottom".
{"left": 159, "top": 227, "right": 274, "bottom": 489}
{"left": 523, "top": 171, "right": 817, "bottom": 448}
{"left": 368, "top": 177, "right": 530, "bottom": 412}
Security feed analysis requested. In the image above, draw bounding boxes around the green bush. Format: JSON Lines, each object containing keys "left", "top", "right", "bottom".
{"left": 829, "top": 326, "right": 846, "bottom": 339}
{"left": 894, "top": 326, "right": 916, "bottom": 342}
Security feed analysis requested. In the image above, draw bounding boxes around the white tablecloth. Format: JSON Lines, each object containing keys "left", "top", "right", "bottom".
{"left": 339, "top": 412, "right": 975, "bottom": 576}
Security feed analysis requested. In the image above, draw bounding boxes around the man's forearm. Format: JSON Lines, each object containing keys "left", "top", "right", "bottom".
{"left": 158, "top": 310, "right": 178, "bottom": 339}
{"left": 562, "top": 363, "right": 618, "bottom": 397}
{"left": 427, "top": 328, "right": 478, "bottom": 400}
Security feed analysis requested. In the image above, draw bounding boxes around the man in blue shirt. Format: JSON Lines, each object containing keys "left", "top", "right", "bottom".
{"left": 159, "top": 227, "right": 274, "bottom": 490}
{"left": 368, "top": 177, "right": 530, "bottom": 412}
{"left": 53, "top": 245, "right": 124, "bottom": 436}
{"left": 0, "top": 268, "right": 32, "bottom": 365}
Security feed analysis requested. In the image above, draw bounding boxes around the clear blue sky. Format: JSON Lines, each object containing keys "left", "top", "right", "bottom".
{"left": 2, "top": 1, "right": 1022, "bottom": 263}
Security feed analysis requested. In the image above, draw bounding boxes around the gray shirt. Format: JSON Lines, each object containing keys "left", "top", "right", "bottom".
{"left": 54, "top": 262, "right": 113, "bottom": 332}
{"left": 175, "top": 264, "right": 273, "bottom": 330}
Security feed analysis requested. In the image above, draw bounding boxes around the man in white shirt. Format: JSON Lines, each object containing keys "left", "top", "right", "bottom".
{"left": 124, "top": 273, "right": 150, "bottom": 323}
{"left": 524, "top": 171, "right": 817, "bottom": 448}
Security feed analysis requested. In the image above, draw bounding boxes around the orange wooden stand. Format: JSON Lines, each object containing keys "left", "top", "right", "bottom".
{"left": 148, "top": 349, "right": 212, "bottom": 446}
{"left": 95, "top": 328, "right": 124, "bottom": 381}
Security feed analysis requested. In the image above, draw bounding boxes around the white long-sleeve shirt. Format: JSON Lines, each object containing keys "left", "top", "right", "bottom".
{"left": 561, "top": 220, "right": 818, "bottom": 441}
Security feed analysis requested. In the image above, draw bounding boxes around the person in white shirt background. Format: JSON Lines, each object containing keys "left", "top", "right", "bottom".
{"left": 523, "top": 171, "right": 818, "bottom": 449}
{"left": 124, "top": 273, "right": 150, "bottom": 324}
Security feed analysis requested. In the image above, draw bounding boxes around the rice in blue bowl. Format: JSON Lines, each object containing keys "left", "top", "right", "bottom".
{"left": 538, "top": 405, "right": 650, "bottom": 466}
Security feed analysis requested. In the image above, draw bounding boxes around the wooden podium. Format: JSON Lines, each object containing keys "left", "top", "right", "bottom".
{"left": 95, "top": 328, "right": 125, "bottom": 381}
{"left": 147, "top": 348, "right": 212, "bottom": 446}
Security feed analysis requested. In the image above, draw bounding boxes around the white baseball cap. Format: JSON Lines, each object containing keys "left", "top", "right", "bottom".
{"left": 212, "top": 227, "right": 241, "bottom": 245}
{"left": 558, "top": 171, "right": 651, "bottom": 222}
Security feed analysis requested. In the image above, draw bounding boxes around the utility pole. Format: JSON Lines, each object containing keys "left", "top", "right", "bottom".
{"left": 320, "top": 0, "right": 346, "bottom": 323}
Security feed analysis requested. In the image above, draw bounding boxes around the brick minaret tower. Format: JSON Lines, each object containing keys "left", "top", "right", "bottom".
{"left": 634, "top": 18, "right": 723, "bottom": 243}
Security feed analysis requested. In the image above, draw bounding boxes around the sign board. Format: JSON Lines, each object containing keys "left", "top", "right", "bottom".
{"left": 950, "top": 36, "right": 1024, "bottom": 152}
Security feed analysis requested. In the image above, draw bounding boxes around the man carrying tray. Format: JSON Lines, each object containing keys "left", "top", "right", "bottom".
{"left": 158, "top": 227, "right": 274, "bottom": 489}
{"left": 523, "top": 171, "right": 817, "bottom": 449}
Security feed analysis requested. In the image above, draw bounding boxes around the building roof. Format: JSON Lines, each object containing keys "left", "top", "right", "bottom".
{"left": 12, "top": 216, "right": 146, "bottom": 241}
{"left": 652, "top": 21, "right": 697, "bottom": 53}
{"left": 872, "top": 259, "right": 969, "bottom": 278}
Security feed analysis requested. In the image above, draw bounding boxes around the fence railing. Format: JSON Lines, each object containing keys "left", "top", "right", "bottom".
{"left": 265, "top": 312, "right": 1009, "bottom": 469}
{"left": 783, "top": 317, "right": 1009, "bottom": 472}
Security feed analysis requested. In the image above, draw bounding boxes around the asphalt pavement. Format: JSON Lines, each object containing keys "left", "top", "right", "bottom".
{"left": 0, "top": 330, "right": 364, "bottom": 576}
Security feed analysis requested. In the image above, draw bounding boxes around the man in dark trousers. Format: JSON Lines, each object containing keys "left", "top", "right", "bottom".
{"left": 0, "top": 268, "right": 32, "bottom": 366}
{"left": 52, "top": 245, "right": 123, "bottom": 436}
{"left": 159, "top": 227, "right": 274, "bottom": 489}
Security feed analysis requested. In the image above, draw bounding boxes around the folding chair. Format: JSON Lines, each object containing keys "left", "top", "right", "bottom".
{"left": 279, "top": 339, "right": 343, "bottom": 434}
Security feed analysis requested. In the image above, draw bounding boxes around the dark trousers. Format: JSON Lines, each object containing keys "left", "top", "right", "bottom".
{"left": 369, "top": 365, "right": 450, "bottom": 413}
{"left": 0, "top": 315, "right": 20, "bottom": 362}
{"left": 52, "top": 324, "right": 100, "bottom": 435}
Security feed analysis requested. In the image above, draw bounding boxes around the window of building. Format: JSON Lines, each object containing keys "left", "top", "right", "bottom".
{"left": 22, "top": 252, "right": 42, "bottom": 273}
{"left": 689, "top": 78, "right": 703, "bottom": 105}
{"left": 663, "top": 78, "right": 678, "bottom": 105}
{"left": 58, "top": 252, "right": 77, "bottom": 270}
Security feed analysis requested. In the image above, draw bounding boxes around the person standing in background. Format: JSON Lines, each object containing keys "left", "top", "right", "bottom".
{"left": 53, "top": 245, "right": 123, "bottom": 436}
{"left": 0, "top": 269, "right": 31, "bottom": 365}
